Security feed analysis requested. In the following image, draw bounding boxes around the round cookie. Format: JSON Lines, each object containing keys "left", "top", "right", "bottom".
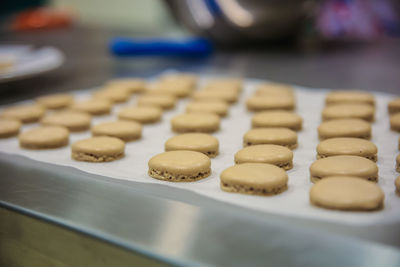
{"left": 70, "top": 99, "right": 111, "bottom": 115}
{"left": 151, "top": 80, "right": 192, "bottom": 98}
{"left": 91, "top": 121, "right": 142, "bottom": 142}
{"left": 243, "top": 128, "right": 297, "bottom": 149}
{"left": 246, "top": 96, "right": 295, "bottom": 112}
{"left": 171, "top": 113, "right": 220, "bottom": 133}
{"left": 234, "top": 144, "right": 293, "bottom": 170}
{"left": 310, "top": 176, "right": 384, "bottom": 211}
{"left": 252, "top": 111, "right": 302, "bottom": 131}
{"left": 71, "top": 136, "right": 125, "bottom": 162}
{"left": 185, "top": 100, "right": 229, "bottom": 117}
{"left": 118, "top": 106, "right": 162, "bottom": 124}
{"left": 317, "top": 138, "right": 377, "bottom": 161}
{"left": 322, "top": 104, "right": 374, "bottom": 122}
{"left": 41, "top": 111, "right": 91, "bottom": 132}
{"left": 0, "top": 118, "right": 21, "bottom": 138}
{"left": 220, "top": 163, "right": 288, "bottom": 196}
{"left": 165, "top": 133, "right": 219, "bottom": 158}
{"left": 318, "top": 119, "right": 371, "bottom": 140}
{"left": 137, "top": 95, "right": 176, "bottom": 110}
{"left": 161, "top": 73, "right": 197, "bottom": 89}
{"left": 106, "top": 78, "right": 147, "bottom": 94}
{"left": 148, "top": 150, "right": 211, "bottom": 182}
{"left": 203, "top": 79, "right": 243, "bottom": 93}
{"left": 325, "top": 91, "right": 375, "bottom": 106}
{"left": 36, "top": 93, "right": 74, "bottom": 109}
{"left": 255, "top": 83, "right": 294, "bottom": 96}
{"left": 390, "top": 113, "right": 400, "bottom": 132}
{"left": 309, "top": 155, "right": 378, "bottom": 183}
{"left": 19, "top": 126, "right": 69, "bottom": 149}
{"left": 395, "top": 176, "right": 400, "bottom": 195}
{"left": 1, "top": 104, "right": 45, "bottom": 123}
{"left": 397, "top": 154, "right": 400, "bottom": 173}
{"left": 388, "top": 98, "right": 400, "bottom": 114}
{"left": 191, "top": 90, "right": 238, "bottom": 104}
{"left": 93, "top": 89, "right": 130, "bottom": 103}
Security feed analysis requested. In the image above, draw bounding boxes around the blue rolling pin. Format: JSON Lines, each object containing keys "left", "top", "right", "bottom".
{"left": 109, "top": 37, "right": 213, "bottom": 57}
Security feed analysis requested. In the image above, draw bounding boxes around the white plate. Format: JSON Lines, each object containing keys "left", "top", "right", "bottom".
{"left": 0, "top": 45, "right": 64, "bottom": 83}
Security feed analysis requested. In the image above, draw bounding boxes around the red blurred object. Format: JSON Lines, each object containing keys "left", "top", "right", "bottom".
{"left": 12, "top": 8, "right": 73, "bottom": 31}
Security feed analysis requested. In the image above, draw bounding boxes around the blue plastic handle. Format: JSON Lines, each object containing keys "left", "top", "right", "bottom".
{"left": 109, "top": 37, "right": 213, "bottom": 57}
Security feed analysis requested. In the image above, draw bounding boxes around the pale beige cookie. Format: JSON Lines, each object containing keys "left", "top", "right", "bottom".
{"left": 310, "top": 176, "right": 384, "bottom": 211}
{"left": 318, "top": 119, "right": 371, "bottom": 140}
{"left": 171, "top": 113, "right": 220, "bottom": 133}
{"left": 106, "top": 78, "right": 147, "bottom": 94}
{"left": 203, "top": 78, "right": 243, "bottom": 93}
{"left": 151, "top": 80, "right": 192, "bottom": 98}
{"left": 118, "top": 106, "right": 162, "bottom": 124}
{"left": 148, "top": 150, "right": 211, "bottom": 182}
{"left": 325, "top": 90, "right": 375, "bottom": 106}
{"left": 91, "top": 121, "right": 142, "bottom": 142}
{"left": 41, "top": 111, "right": 91, "bottom": 132}
{"left": 35, "top": 93, "right": 74, "bottom": 109}
{"left": 71, "top": 136, "right": 125, "bottom": 162}
{"left": 191, "top": 90, "right": 238, "bottom": 104}
{"left": 322, "top": 104, "right": 374, "bottom": 122}
{"left": 137, "top": 95, "right": 176, "bottom": 110}
{"left": 388, "top": 98, "right": 400, "bottom": 114}
{"left": 246, "top": 96, "right": 295, "bottom": 112}
{"left": 390, "top": 113, "right": 400, "bottom": 132}
{"left": 255, "top": 83, "right": 294, "bottom": 97}
{"left": 160, "top": 73, "right": 197, "bottom": 89}
{"left": 165, "top": 133, "right": 219, "bottom": 158}
{"left": 397, "top": 154, "right": 400, "bottom": 172}
{"left": 234, "top": 144, "right": 293, "bottom": 170}
{"left": 0, "top": 118, "right": 21, "bottom": 138}
{"left": 395, "top": 176, "right": 400, "bottom": 195}
{"left": 1, "top": 104, "right": 45, "bottom": 123}
{"left": 93, "top": 89, "right": 130, "bottom": 103}
{"left": 185, "top": 100, "right": 229, "bottom": 117}
{"left": 220, "top": 163, "right": 288, "bottom": 196}
{"left": 317, "top": 138, "right": 377, "bottom": 161}
{"left": 19, "top": 126, "right": 69, "bottom": 149}
{"left": 243, "top": 128, "right": 297, "bottom": 149}
{"left": 252, "top": 111, "right": 302, "bottom": 131}
{"left": 70, "top": 99, "right": 111, "bottom": 115}
{"left": 309, "top": 155, "right": 378, "bottom": 183}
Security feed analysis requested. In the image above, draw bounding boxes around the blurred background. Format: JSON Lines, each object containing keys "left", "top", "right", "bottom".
{"left": 0, "top": 0, "right": 399, "bottom": 102}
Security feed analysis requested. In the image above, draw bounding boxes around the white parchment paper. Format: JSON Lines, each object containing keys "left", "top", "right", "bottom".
{"left": 1, "top": 76, "right": 399, "bottom": 226}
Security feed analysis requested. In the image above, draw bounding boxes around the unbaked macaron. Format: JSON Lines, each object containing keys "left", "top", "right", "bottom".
{"left": 1, "top": 104, "right": 45, "bottom": 123}
{"left": 243, "top": 128, "right": 297, "bottom": 149}
{"left": 72, "top": 136, "right": 125, "bottom": 162}
{"left": 41, "top": 111, "right": 91, "bottom": 132}
{"left": 118, "top": 106, "right": 162, "bottom": 124}
{"left": 310, "top": 176, "right": 384, "bottom": 211}
{"left": 252, "top": 111, "right": 302, "bottom": 131}
{"left": 322, "top": 104, "right": 374, "bottom": 122}
{"left": 317, "top": 137, "right": 377, "bottom": 161}
{"left": 35, "top": 93, "right": 74, "bottom": 109}
{"left": 91, "top": 121, "right": 142, "bottom": 142}
{"left": 318, "top": 119, "right": 371, "bottom": 140}
{"left": 396, "top": 154, "right": 400, "bottom": 172}
{"left": 234, "top": 144, "right": 293, "bottom": 170}
{"left": 165, "top": 133, "right": 219, "bottom": 158}
{"left": 106, "top": 78, "right": 147, "bottom": 94}
{"left": 137, "top": 95, "right": 176, "bottom": 110}
{"left": 388, "top": 98, "right": 400, "bottom": 114}
{"left": 220, "top": 163, "right": 288, "bottom": 196}
{"left": 0, "top": 118, "right": 21, "bottom": 138}
{"left": 309, "top": 155, "right": 378, "bottom": 183}
{"left": 191, "top": 90, "right": 238, "bottom": 104}
{"left": 255, "top": 83, "right": 294, "bottom": 97}
{"left": 325, "top": 90, "right": 375, "bottom": 106}
{"left": 390, "top": 113, "right": 400, "bottom": 132}
{"left": 171, "top": 113, "right": 220, "bottom": 133}
{"left": 70, "top": 99, "right": 111, "bottom": 115}
{"left": 148, "top": 150, "right": 211, "bottom": 182}
{"left": 246, "top": 95, "right": 295, "bottom": 112}
{"left": 19, "top": 126, "right": 69, "bottom": 149}
{"left": 93, "top": 89, "right": 130, "bottom": 103}
{"left": 185, "top": 100, "right": 229, "bottom": 117}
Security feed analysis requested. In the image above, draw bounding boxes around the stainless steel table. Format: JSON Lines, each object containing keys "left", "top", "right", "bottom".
{"left": 1, "top": 26, "right": 400, "bottom": 266}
